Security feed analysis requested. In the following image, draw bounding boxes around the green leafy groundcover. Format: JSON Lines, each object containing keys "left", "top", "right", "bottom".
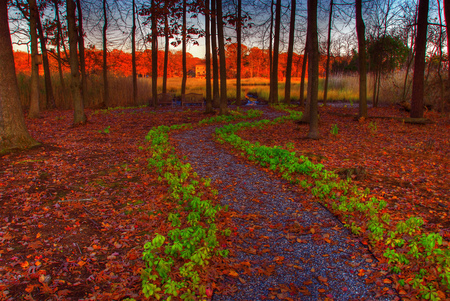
{"left": 140, "top": 109, "right": 262, "bottom": 300}
{"left": 214, "top": 105, "right": 450, "bottom": 301}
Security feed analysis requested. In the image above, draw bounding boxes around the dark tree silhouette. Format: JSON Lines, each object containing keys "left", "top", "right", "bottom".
{"left": 36, "top": 5, "right": 56, "bottom": 109}
{"left": 211, "top": 0, "right": 220, "bottom": 108}
{"left": 411, "top": 0, "right": 429, "bottom": 118}
{"left": 323, "top": 0, "right": 333, "bottom": 105}
{"left": 356, "top": 0, "right": 367, "bottom": 118}
{"left": 66, "top": 0, "right": 87, "bottom": 124}
{"left": 102, "top": 0, "right": 109, "bottom": 107}
{"left": 0, "top": 0, "right": 38, "bottom": 152}
{"left": 284, "top": 0, "right": 296, "bottom": 105}
{"left": 306, "top": 0, "right": 319, "bottom": 139}
{"left": 205, "top": 0, "right": 213, "bottom": 112}
{"left": 28, "top": 0, "right": 40, "bottom": 118}
{"left": 270, "top": 0, "right": 281, "bottom": 103}
{"left": 217, "top": 0, "right": 228, "bottom": 115}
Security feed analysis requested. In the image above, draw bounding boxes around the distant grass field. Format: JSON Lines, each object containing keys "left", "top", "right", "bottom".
{"left": 18, "top": 73, "right": 413, "bottom": 110}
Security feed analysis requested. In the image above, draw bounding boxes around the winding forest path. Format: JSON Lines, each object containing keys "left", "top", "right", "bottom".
{"left": 172, "top": 107, "right": 395, "bottom": 301}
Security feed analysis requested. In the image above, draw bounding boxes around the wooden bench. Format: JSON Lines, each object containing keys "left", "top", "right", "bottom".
{"left": 181, "top": 93, "right": 204, "bottom": 108}
{"left": 157, "top": 93, "right": 174, "bottom": 107}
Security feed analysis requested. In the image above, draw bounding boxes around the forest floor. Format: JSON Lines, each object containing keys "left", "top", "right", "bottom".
{"left": 0, "top": 104, "right": 448, "bottom": 300}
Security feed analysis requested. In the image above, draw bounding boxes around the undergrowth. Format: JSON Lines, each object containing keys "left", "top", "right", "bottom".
{"left": 213, "top": 104, "right": 450, "bottom": 300}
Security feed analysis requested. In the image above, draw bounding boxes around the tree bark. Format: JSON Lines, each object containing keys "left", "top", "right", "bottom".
{"left": 132, "top": 0, "right": 137, "bottom": 104}
{"left": 236, "top": 0, "right": 242, "bottom": 106}
{"left": 76, "top": 0, "right": 87, "bottom": 106}
{"left": 163, "top": 13, "right": 169, "bottom": 94}
{"left": 268, "top": 0, "right": 273, "bottom": 101}
{"left": 284, "top": 0, "right": 296, "bottom": 105}
{"left": 28, "top": 0, "right": 40, "bottom": 118}
{"left": 217, "top": 0, "right": 228, "bottom": 115}
{"left": 356, "top": 0, "right": 367, "bottom": 118}
{"left": 181, "top": 0, "right": 187, "bottom": 97}
{"left": 306, "top": 0, "right": 319, "bottom": 139}
{"left": 411, "top": 0, "right": 429, "bottom": 118}
{"left": 151, "top": 0, "right": 158, "bottom": 107}
{"left": 270, "top": 0, "right": 281, "bottom": 104}
{"left": 54, "top": 0, "right": 66, "bottom": 106}
{"left": 323, "top": 0, "right": 333, "bottom": 105}
{"left": 445, "top": 0, "right": 450, "bottom": 81}
{"left": 205, "top": 0, "right": 213, "bottom": 113}
{"left": 102, "top": 0, "right": 109, "bottom": 107}
{"left": 0, "top": 0, "right": 38, "bottom": 152}
{"left": 211, "top": 0, "right": 220, "bottom": 108}
{"left": 36, "top": 8, "right": 56, "bottom": 109}
{"left": 67, "top": 0, "right": 86, "bottom": 124}
{"left": 299, "top": 37, "right": 308, "bottom": 107}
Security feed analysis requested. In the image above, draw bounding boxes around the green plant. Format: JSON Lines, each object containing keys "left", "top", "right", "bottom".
{"left": 99, "top": 126, "right": 111, "bottom": 134}
{"left": 368, "top": 121, "right": 377, "bottom": 135}
{"left": 330, "top": 124, "right": 339, "bottom": 136}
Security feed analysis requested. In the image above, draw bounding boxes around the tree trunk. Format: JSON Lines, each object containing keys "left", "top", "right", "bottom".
{"left": 163, "top": 13, "right": 169, "bottom": 94}
{"left": 132, "top": 0, "right": 137, "bottom": 104}
{"left": 236, "top": 0, "right": 242, "bottom": 106}
{"left": 372, "top": 69, "right": 378, "bottom": 107}
{"left": 284, "top": 0, "right": 296, "bottom": 105}
{"left": 217, "top": 0, "right": 228, "bottom": 115}
{"left": 205, "top": 0, "right": 213, "bottom": 113}
{"left": 411, "top": 0, "right": 429, "bottom": 118}
{"left": 151, "top": 0, "right": 158, "bottom": 107}
{"left": 323, "top": 0, "right": 333, "bottom": 105}
{"left": 211, "top": 0, "right": 220, "bottom": 108}
{"left": 66, "top": 0, "right": 86, "bottom": 125}
{"left": 181, "top": 0, "right": 187, "bottom": 97}
{"left": 445, "top": 0, "right": 450, "bottom": 81}
{"left": 299, "top": 39, "right": 308, "bottom": 107}
{"left": 28, "top": 0, "right": 40, "bottom": 119}
{"left": 0, "top": 0, "right": 38, "bottom": 152}
{"left": 76, "top": 0, "right": 87, "bottom": 106}
{"left": 356, "top": 0, "right": 367, "bottom": 118}
{"left": 268, "top": 0, "right": 273, "bottom": 102}
{"left": 36, "top": 9, "right": 56, "bottom": 109}
{"left": 54, "top": 0, "right": 66, "bottom": 107}
{"left": 102, "top": 0, "right": 109, "bottom": 107}
{"left": 270, "top": 0, "right": 281, "bottom": 104}
{"left": 306, "top": 0, "right": 319, "bottom": 139}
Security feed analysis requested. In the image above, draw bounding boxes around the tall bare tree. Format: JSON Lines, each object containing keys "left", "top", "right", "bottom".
{"left": 236, "top": 0, "right": 242, "bottom": 106}
{"left": 67, "top": 0, "right": 86, "bottom": 124}
{"left": 181, "top": 0, "right": 187, "bottom": 96}
{"left": 151, "top": 0, "right": 158, "bottom": 107}
{"left": 443, "top": 0, "right": 450, "bottom": 82}
{"left": 299, "top": 37, "right": 308, "bottom": 107}
{"left": 102, "top": 0, "right": 109, "bottom": 107}
{"left": 162, "top": 5, "right": 169, "bottom": 94}
{"left": 0, "top": 0, "right": 38, "bottom": 152}
{"left": 356, "top": 0, "right": 367, "bottom": 118}
{"left": 284, "top": 0, "right": 296, "bottom": 105}
{"left": 76, "top": 0, "right": 87, "bottom": 105}
{"left": 270, "top": 0, "right": 281, "bottom": 103}
{"left": 205, "top": 0, "right": 213, "bottom": 112}
{"left": 217, "top": 0, "right": 228, "bottom": 114}
{"left": 306, "top": 0, "right": 319, "bottom": 139}
{"left": 53, "top": 0, "right": 66, "bottom": 105}
{"left": 132, "top": 0, "right": 137, "bottom": 103}
{"left": 28, "top": 0, "right": 40, "bottom": 118}
{"left": 410, "top": 0, "right": 429, "bottom": 118}
{"left": 323, "top": 0, "right": 333, "bottom": 105}
{"left": 36, "top": 5, "right": 56, "bottom": 109}
{"left": 211, "top": 0, "right": 220, "bottom": 108}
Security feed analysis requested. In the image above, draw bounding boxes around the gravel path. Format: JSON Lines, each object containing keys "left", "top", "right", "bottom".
{"left": 172, "top": 107, "right": 395, "bottom": 301}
